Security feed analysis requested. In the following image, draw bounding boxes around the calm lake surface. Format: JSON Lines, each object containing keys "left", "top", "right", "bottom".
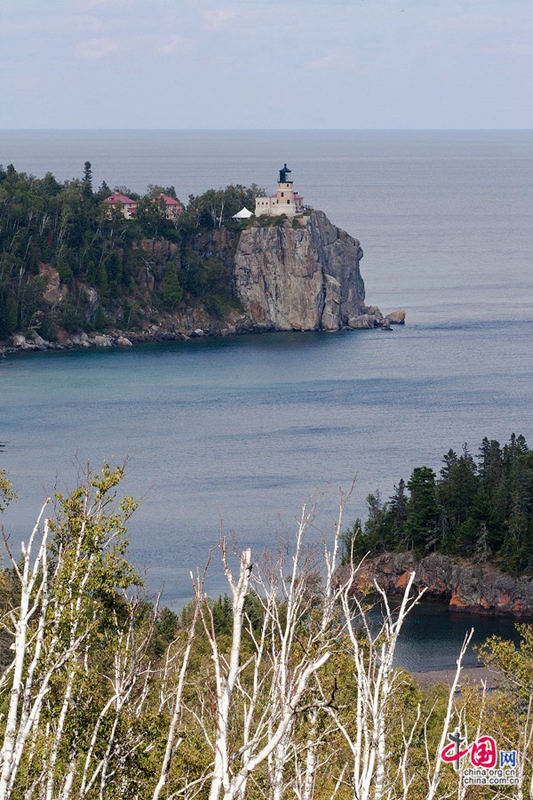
{"left": 1, "top": 130, "right": 532, "bottom": 670}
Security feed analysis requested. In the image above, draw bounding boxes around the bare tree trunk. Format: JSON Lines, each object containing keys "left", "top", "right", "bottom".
{"left": 302, "top": 709, "right": 318, "bottom": 800}
{"left": 426, "top": 631, "right": 473, "bottom": 800}
{"left": 152, "top": 598, "right": 199, "bottom": 800}
{"left": 206, "top": 547, "right": 252, "bottom": 800}
{"left": 0, "top": 505, "right": 50, "bottom": 799}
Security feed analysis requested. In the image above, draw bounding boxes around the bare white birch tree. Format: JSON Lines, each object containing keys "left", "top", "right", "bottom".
{"left": 191, "top": 489, "right": 353, "bottom": 800}
{"left": 0, "top": 463, "right": 141, "bottom": 799}
{"left": 0, "top": 474, "right": 509, "bottom": 799}
{"left": 152, "top": 598, "right": 200, "bottom": 800}
{"left": 320, "top": 553, "right": 475, "bottom": 800}
{"left": 0, "top": 502, "right": 52, "bottom": 799}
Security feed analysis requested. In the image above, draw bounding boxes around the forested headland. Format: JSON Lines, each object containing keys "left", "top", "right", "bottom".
{"left": 0, "top": 464, "right": 531, "bottom": 798}
{"left": 343, "top": 433, "right": 533, "bottom": 576}
{"left": 0, "top": 162, "right": 260, "bottom": 344}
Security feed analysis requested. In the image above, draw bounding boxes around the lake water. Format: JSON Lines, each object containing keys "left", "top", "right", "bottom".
{"left": 1, "top": 130, "right": 532, "bottom": 670}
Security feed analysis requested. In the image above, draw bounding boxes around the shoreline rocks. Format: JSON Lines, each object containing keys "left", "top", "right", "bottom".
{"left": 0, "top": 308, "right": 406, "bottom": 359}
{"left": 338, "top": 551, "right": 533, "bottom": 618}
{"left": 346, "top": 307, "right": 405, "bottom": 330}
{"left": 385, "top": 310, "right": 406, "bottom": 325}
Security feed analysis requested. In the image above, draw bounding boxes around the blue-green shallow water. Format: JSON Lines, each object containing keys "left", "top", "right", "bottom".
{"left": 1, "top": 130, "right": 532, "bottom": 670}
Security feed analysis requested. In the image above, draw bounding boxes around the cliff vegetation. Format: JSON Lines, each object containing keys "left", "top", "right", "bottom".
{"left": 0, "top": 162, "right": 259, "bottom": 344}
{"left": 0, "top": 163, "right": 381, "bottom": 351}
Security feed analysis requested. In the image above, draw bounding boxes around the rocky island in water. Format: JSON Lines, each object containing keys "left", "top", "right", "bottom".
{"left": 0, "top": 162, "right": 404, "bottom": 355}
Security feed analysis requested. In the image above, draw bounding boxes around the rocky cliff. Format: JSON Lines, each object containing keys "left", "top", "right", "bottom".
{"left": 340, "top": 552, "right": 533, "bottom": 617}
{"left": 2, "top": 211, "right": 403, "bottom": 355}
{"left": 233, "top": 212, "right": 367, "bottom": 332}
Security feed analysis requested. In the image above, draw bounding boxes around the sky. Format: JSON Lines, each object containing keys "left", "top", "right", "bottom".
{"left": 1, "top": 0, "right": 533, "bottom": 130}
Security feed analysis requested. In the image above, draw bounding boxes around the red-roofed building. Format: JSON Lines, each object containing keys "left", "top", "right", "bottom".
{"left": 157, "top": 194, "right": 184, "bottom": 220}
{"left": 104, "top": 193, "right": 137, "bottom": 219}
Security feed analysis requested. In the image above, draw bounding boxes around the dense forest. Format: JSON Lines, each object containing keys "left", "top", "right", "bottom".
{"left": 0, "top": 162, "right": 261, "bottom": 340}
{"left": 0, "top": 465, "right": 531, "bottom": 798}
{"left": 343, "top": 433, "right": 533, "bottom": 575}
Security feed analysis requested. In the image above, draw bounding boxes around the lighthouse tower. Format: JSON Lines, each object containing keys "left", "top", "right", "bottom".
{"left": 254, "top": 164, "right": 304, "bottom": 217}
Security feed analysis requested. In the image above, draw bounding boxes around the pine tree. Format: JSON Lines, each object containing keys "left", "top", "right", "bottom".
{"left": 406, "top": 467, "right": 439, "bottom": 552}
{"left": 474, "top": 521, "right": 491, "bottom": 563}
{"left": 388, "top": 479, "right": 408, "bottom": 548}
{"left": 160, "top": 264, "right": 183, "bottom": 310}
{"left": 94, "top": 305, "right": 107, "bottom": 332}
{"left": 363, "top": 491, "right": 389, "bottom": 552}
{"left": 82, "top": 160, "right": 93, "bottom": 200}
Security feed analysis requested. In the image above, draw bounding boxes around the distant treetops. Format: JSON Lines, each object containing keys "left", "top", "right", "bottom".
{"left": 103, "top": 162, "right": 307, "bottom": 221}
{"left": 0, "top": 161, "right": 263, "bottom": 341}
{"left": 0, "top": 160, "right": 310, "bottom": 343}
{"left": 343, "top": 433, "right": 533, "bottom": 576}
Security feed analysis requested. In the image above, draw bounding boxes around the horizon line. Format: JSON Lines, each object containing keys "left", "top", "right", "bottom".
{"left": 2, "top": 127, "right": 533, "bottom": 133}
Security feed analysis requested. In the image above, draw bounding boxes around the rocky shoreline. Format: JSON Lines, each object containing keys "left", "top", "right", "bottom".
{"left": 0, "top": 328, "right": 188, "bottom": 357}
{"left": 0, "top": 307, "right": 405, "bottom": 359}
{"left": 339, "top": 551, "right": 533, "bottom": 618}
{"left": 1, "top": 210, "right": 408, "bottom": 358}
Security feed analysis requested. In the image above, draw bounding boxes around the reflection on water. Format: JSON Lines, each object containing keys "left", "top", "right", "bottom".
{"left": 366, "top": 598, "right": 522, "bottom": 672}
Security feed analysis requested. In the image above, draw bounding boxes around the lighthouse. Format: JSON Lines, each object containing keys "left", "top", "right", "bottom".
{"left": 254, "top": 164, "right": 305, "bottom": 217}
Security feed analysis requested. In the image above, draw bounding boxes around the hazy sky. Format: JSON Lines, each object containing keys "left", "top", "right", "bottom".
{"left": 1, "top": 0, "right": 532, "bottom": 129}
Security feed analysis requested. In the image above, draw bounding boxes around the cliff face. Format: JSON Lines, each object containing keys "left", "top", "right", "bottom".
{"left": 340, "top": 552, "right": 533, "bottom": 617}
{"left": 3, "top": 211, "right": 394, "bottom": 355}
{"left": 233, "top": 212, "right": 366, "bottom": 332}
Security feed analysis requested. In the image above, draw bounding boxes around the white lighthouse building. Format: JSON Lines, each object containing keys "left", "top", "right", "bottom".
{"left": 255, "top": 164, "right": 305, "bottom": 217}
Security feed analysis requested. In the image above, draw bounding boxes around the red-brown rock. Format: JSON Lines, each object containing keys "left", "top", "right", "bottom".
{"left": 339, "top": 552, "right": 533, "bottom": 617}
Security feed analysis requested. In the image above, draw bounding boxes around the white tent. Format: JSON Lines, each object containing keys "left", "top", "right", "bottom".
{"left": 232, "top": 207, "right": 254, "bottom": 219}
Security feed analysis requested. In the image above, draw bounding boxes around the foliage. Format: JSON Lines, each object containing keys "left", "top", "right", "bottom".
{"left": 181, "top": 183, "right": 262, "bottom": 230}
{"left": 159, "top": 264, "right": 183, "bottom": 310}
{"left": 343, "top": 434, "right": 533, "bottom": 575}
{"left": 0, "top": 471, "right": 16, "bottom": 513}
{"left": 0, "top": 164, "right": 261, "bottom": 341}
{"left": 478, "top": 623, "right": 533, "bottom": 698}
{"left": 256, "top": 213, "right": 289, "bottom": 227}
{"left": 0, "top": 472, "right": 531, "bottom": 797}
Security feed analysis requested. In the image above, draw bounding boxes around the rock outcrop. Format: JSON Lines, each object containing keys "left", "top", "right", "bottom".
{"left": 1, "top": 211, "right": 403, "bottom": 356}
{"left": 385, "top": 310, "right": 406, "bottom": 325}
{"left": 38, "top": 263, "right": 64, "bottom": 307}
{"left": 339, "top": 552, "right": 533, "bottom": 617}
{"left": 233, "top": 212, "right": 366, "bottom": 331}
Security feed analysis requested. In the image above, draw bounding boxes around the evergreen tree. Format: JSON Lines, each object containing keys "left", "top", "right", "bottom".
{"left": 82, "top": 160, "right": 93, "bottom": 201}
{"left": 387, "top": 479, "right": 408, "bottom": 548}
{"left": 439, "top": 448, "right": 458, "bottom": 481}
{"left": 160, "top": 264, "right": 183, "bottom": 310}
{"left": 96, "top": 180, "right": 111, "bottom": 200}
{"left": 474, "top": 521, "right": 491, "bottom": 564}
{"left": 94, "top": 305, "right": 107, "bottom": 332}
{"left": 363, "top": 491, "right": 388, "bottom": 552}
{"left": 406, "top": 467, "right": 439, "bottom": 552}
{"left": 437, "top": 444, "right": 479, "bottom": 553}
{"left": 341, "top": 518, "right": 364, "bottom": 563}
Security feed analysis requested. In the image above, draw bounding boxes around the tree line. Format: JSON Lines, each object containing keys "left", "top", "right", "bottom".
{"left": 0, "top": 162, "right": 260, "bottom": 340}
{"left": 0, "top": 465, "right": 531, "bottom": 798}
{"left": 343, "top": 433, "right": 533, "bottom": 575}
